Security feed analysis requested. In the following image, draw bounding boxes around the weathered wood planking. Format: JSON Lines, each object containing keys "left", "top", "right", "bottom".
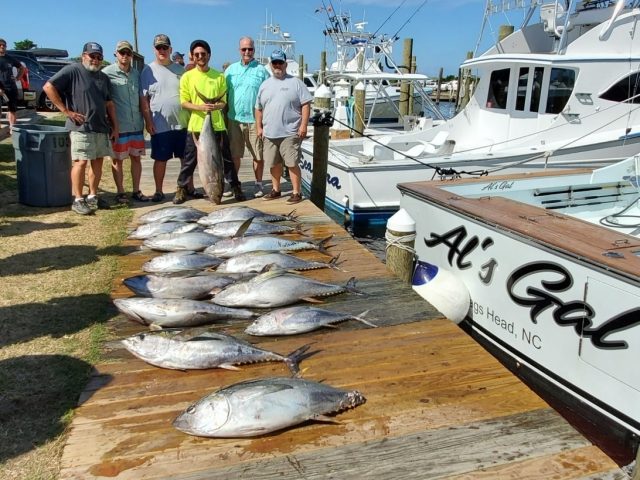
{"left": 59, "top": 195, "right": 624, "bottom": 479}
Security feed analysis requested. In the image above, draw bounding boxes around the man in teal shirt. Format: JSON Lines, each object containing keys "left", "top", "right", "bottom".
{"left": 225, "top": 36, "right": 270, "bottom": 197}
{"left": 103, "top": 40, "right": 149, "bottom": 203}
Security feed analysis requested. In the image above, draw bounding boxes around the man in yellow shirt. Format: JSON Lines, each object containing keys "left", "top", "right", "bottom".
{"left": 176, "top": 39, "right": 244, "bottom": 203}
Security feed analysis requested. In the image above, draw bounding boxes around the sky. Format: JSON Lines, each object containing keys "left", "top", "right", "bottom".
{"left": 1, "top": 0, "right": 525, "bottom": 78}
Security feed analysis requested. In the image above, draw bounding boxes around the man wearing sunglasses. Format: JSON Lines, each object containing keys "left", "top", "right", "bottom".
{"left": 140, "top": 34, "right": 191, "bottom": 202}
{"left": 44, "top": 42, "right": 118, "bottom": 215}
{"left": 103, "top": 40, "right": 149, "bottom": 204}
{"left": 224, "top": 37, "right": 269, "bottom": 198}
{"left": 177, "top": 39, "right": 245, "bottom": 204}
{"left": 255, "top": 50, "right": 312, "bottom": 205}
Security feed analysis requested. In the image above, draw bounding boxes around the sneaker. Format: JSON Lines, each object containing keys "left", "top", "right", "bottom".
{"left": 86, "top": 195, "right": 109, "bottom": 210}
{"left": 222, "top": 184, "right": 233, "bottom": 197}
{"left": 233, "top": 185, "right": 246, "bottom": 202}
{"left": 254, "top": 183, "right": 264, "bottom": 198}
{"left": 287, "top": 193, "right": 303, "bottom": 204}
{"left": 173, "top": 186, "right": 187, "bottom": 205}
{"left": 263, "top": 190, "right": 282, "bottom": 201}
{"left": 71, "top": 198, "right": 93, "bottom": 215}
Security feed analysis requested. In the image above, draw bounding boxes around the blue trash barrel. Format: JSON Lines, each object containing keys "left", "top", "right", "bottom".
{"left": 12, "top": 124, "right": 72, "bottom": 207}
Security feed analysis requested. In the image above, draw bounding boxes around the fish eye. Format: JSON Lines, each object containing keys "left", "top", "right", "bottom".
{"left": 137, "top": 333, "right": 146, "bottom": 340}
{"left": 186, "top": 405, "right": 196, "bottom": 414}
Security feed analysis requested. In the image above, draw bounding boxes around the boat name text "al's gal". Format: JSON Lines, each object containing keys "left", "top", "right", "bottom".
{"left": 425, "top": 226, "right": 640, "bottom": 350}
{"left": 480, "top": 181, "right": 515, "bottom": 192}
{"left": 300, "top": 159, "right": 342, "bottom": 190}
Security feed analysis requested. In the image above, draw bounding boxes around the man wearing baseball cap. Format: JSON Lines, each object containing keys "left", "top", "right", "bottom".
{"left": 177, "top": 39, "right": 245, "bottom": 203}
{"left": 255, "top": 50, "right": 312, "bottom": 204}
{"left": 44, "top": 41, "right": 119, "bottom": 215}
{"left": 140, "top": 34, "right": 191, "bottom": 202}
{"left": 172, "top": 52, "right": 185, "bottom": 67}
{"left": 103, "top": 40, "right": 149, "bottom": 204}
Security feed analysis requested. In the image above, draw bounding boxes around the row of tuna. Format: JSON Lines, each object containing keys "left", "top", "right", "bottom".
{"left": 115, "top": 205, "right": 371, "bottom": 437}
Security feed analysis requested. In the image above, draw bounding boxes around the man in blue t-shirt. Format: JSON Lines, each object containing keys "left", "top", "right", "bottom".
{"left": 225, "top": 37, "right": 269, "bottom": 197}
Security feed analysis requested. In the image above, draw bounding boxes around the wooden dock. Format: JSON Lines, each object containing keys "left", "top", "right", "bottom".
{"left": 57, "top": 180, "right": 626, "bottom": 478}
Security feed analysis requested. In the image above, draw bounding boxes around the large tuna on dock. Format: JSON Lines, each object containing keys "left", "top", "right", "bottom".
{"left": 143, "top": 231, "right": 221, "bottom": 252}
{"left": 173, "top": 376, "right": 366, "bottom": 437}
{"left": 142, "top": 251, "right": 223, "bottom": 274}
{"left": 113, "top": 297, "right": 256, "bottom": 328}
{"left": 212, "top": 270, "right": 363, "bottom": 308}
{"left": 197, "top": 206, "right": 297, "bottom": 225}
{"left": 195, "top": 112, "right": 225, "bottom": 204}
{"left": 246, "top": 306, "right": 376, "bottom": 335}
{"left": 139, "top": 206, "right": 206, "bottom": 224}
{"left": 123, "top": 272, "right": 254, "bottom": 299}
{"left": 128, "top": 221, "right": 203, "bottom": 240}
{"left": 217, "top": 251, "right": 341, "bottom": 273}
{"left": 204, "top": 235, "right": 332, "bottom": 258}
{"left": 122, "top": 329, "right": 310, "bottom": 373}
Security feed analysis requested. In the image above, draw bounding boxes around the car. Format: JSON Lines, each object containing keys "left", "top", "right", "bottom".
{"left": 37, "top": 57, "right": 75, "bottom": 74}
{"left": 7, "top": 50, "right": 57, "bottom": 111}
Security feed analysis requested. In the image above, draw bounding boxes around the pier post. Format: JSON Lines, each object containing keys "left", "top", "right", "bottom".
{"left": 408, "top": 55, "right": 416, "bottom": 116}
{"left": 310, "top": 106, "right": 331, "bottom": 210}
{"left": 319, "top": 51, "right": 327, "bottom": 85}
{"left": 354, "top": 81, "right": 366, "bottom": 137}
{"left": 435, "top": 67, "right": 444, "bottom": 105}
{"left": 298, "top": 54, "right": 304, "bottom": 80}
{"left": 399, "top": 38, "right": 413, "bottom": 118}
{"left": 458, "top": 51, "right": 473, "bottom": 111}
{"left": 385, "top": 209, "right": 416, "bottom": 284}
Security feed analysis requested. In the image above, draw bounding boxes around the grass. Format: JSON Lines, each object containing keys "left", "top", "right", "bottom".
{"left": 0, "top": 114, "right": 133, "bottom": 479}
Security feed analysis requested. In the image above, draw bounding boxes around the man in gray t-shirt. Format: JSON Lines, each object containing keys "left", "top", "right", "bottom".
{"left": 255, "top": 50, "right": 312, "bottom": 205}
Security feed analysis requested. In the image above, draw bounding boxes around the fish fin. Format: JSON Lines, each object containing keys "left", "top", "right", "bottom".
{"left": 284, "top": 343, "right": 318, "bottom": 376}
{"left": 311, "top": 414, "right": 341, "bottom": 424}
{"left": 328, "top": 253, "right": 346, "bottom": 271}
{"left": 353, "top": 310, "right": 377, "bottom": 328}
{"left": 301, "top": 296, "right": 324, "bottom": 304}
{"left": 285, "top": 209, "right": 299, "bottom": 222}
{"left": 232, "top": 217, "right": 255, "bottom": 238}
{"left": 255, "top": 268, "right": 291, "bottom": 283}
{"left": 219, "top": 363, "right": 241, "bottom": 371}
{"left": 315, "top": 235, "right": 335, "bottom": 256}
{"left": 345, "top": 277, "right": 365, "bottom": 295}
{"left": 194, "top": 87, "right": 226, "bottom": 104}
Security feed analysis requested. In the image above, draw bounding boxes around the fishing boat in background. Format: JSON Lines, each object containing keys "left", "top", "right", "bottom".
{"left": 397, "top": 154, "right": 640, "bottom": 455}
{"left": 302, "top": 0, "right": 640, "bottom": 231}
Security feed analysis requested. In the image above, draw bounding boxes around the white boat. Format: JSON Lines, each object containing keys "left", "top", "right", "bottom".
{"left": 301, "top": 0, "right": 640, "bottom": 231}
{"left": 397, "top": 155, "right": 640, "bottom": 456}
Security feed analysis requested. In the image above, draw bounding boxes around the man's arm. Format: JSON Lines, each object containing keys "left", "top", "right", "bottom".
{"left": 43, "top": 81, "right": 84, "bottom": 125}
{"left": 255, "top": 107, "right": 263, "bottom": 138}
{"left": 298, "top": 102, "right": 311, "bottom": 138}
{"left": 106, "top": 100, "right": 119, "bottom": 141}
{"left": 140, "top": 95, "right": 155, "bottom": 135}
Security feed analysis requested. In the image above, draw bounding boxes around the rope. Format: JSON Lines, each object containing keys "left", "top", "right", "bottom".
{"left": 385, "top": 229, "right": 416, "bottom": 254}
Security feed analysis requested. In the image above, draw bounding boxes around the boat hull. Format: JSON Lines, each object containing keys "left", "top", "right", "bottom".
{"left": 398, "top": 178, "right": 640, "bottom": 442}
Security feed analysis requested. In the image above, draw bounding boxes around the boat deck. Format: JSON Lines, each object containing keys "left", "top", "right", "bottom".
{"left": 58, "top": 191, "right": 625, "bottom": 478}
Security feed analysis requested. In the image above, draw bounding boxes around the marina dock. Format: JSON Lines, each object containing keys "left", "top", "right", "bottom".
{"left": 57, "top": 156, "right": 626, "bottom": 478}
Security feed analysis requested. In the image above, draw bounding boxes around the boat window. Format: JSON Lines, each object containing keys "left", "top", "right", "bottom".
{"left": 516, "top": 67, "right": 529, "bottom": 111}
{"left": 303, "top": 77, "right": 315, "bottom": 88}
{"left": 600, "top": 72, "right": 640, "bottom": 104}
{"left": 529, "top": 67, "right": 544, "bottom": 112}
{"left": 486, "top": 68, "right": 510, "bottom": 109}
{"left": 546, "top": 68, "right": 575, "bottom": 114}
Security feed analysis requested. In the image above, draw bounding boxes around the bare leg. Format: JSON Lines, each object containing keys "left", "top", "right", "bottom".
{"left": 270, "top": 163, "right": 283, "bottom": 193}
{"left": 288, "top": 164, "right": 302, "bottom": 194}
{"left": 253, "top": 158, "right": 264, "bottom": 183}
{"left": 88, "top": 157, "right": 103, "bottom": 196}
{"left": 130, "top": 155, "right": 142, "bottom": 193}
{"left": 153, "top": 160, "right": 166, "bottom": 193}
{"left": 7, "top": 111, "right": 17, "bottom": 129}
{"left": 71, "top": 160, "right": 88, "bottom": 198}
{"left": 111, "top": 157, "right": 125, "bottom": 193}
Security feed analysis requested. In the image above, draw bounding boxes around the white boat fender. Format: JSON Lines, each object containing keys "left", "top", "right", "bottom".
{"left": 411, "top": 260, "right": 470, "bottom": 324}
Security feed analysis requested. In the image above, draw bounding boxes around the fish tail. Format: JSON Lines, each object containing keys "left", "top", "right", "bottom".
{"left": 344, "top": 277, "right": 365, "bottom": 295}
{"left": 328, "top": 253, "right": 346, "bottom": 271}
{"left": 284, "top": 343, "right": 314, "bottom": 377}
{"left": 315, "top": 235, "right": 334, "bottom": 256}
{"left": 353, "top": 310, "right": 377, "bottom": 328}
{"left": 285, "top": 209, "right": 299, "bottom": 222}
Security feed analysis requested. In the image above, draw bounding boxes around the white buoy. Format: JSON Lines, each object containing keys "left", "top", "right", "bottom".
{"left": 385, "top": 209, "right": 416, "bottom": 284}
{"left": 411, "top": 260, "right": 470, "bottom": 324}
{"left": 314, "top": 84, "right": 332, "bottom": 110}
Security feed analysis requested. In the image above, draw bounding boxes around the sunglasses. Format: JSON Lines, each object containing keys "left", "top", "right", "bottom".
{"left": 240, "top": 48, "right": 254, "bottom": 52}
{"left": 155, "top": 45, "right": 170, "bottom": 51}
{"left": 193, "top": 52, "right": 208, "bottom": 58}
{"left": 271, "top": 60, "right": 285, "bottom": 66}
{"left": 118, "top": 50, "right": 132, "bottom": 56}
{"left": 87, "top": 53, "right": 103, "bottom": 61}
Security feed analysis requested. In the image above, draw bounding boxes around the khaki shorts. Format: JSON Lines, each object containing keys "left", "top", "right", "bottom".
{"left": 263, "top": 136, "right": 301, "bottom": 169}
{"left": 228, "top": 119, "right": 263, "bottom": 160}
{"left": 70, "top": 131, "right": 113, "bottom": 160}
